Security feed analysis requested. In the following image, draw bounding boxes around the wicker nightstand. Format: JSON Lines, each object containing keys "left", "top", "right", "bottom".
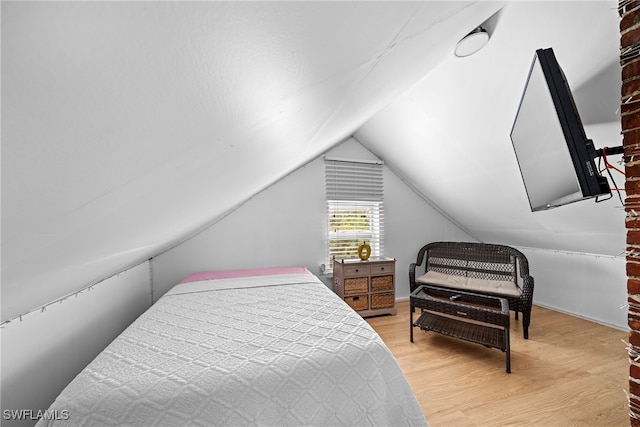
{"left": 333, "top": 257, "right": 397, "bottom": 317}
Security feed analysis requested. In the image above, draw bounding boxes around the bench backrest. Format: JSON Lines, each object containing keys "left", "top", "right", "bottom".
{"left": 419, "top": 242, "right": 529, "bottom": 283}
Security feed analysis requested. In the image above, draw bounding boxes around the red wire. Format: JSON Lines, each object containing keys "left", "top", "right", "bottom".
{"left": 601, "top": 146, "right": 625, "bottom": 176}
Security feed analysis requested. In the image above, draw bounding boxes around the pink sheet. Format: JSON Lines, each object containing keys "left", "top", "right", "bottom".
{"left": 179, "top": 266, "right": 312, "bottom": 284}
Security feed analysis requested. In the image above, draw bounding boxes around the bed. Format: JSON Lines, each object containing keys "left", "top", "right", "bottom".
{"left": 37, "top": 267, "right": 427, "bottom": 426}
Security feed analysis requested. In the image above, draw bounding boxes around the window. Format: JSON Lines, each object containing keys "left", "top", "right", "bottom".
{"left": 325, "top": 158, "right": 384, "bottom": 269}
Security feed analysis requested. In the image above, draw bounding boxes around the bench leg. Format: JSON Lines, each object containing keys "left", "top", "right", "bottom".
{"left": 505, "top": 326, "right": 511, "bottom": 373}
{"left": 410, "top": 307, "right": 414, "bottom": 342}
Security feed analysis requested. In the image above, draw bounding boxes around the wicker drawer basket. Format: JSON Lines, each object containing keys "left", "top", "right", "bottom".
{"left": 344, "top": 277, "right": 368, "bottom": 295}
{"left": 370, "top": 275, "right": 394, "bottom": 292}
{"left": 344, "top": 295, "right": 369, "bottom": 311}
{"left": 370, "top": 292, "right": 394, "bottom": 309}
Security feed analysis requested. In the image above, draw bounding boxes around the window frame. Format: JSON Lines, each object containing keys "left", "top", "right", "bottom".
{"left": 324, "top": 157, "right": 384, "bottom": 273}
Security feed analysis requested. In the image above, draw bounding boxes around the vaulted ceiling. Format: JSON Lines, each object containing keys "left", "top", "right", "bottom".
{"left": 356, "top": 1, "right": 624, "bottom": 255}
{"left": 2, "top": 1, "right": 623, "bottom": 321}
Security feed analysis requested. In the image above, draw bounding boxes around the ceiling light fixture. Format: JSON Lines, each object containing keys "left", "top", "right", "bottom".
{"left": 454, "top": 26, "right": 489, "bottom": 57}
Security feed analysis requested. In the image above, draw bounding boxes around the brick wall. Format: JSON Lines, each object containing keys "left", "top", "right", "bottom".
{"left": 622, "top": 1, "right": 640, "bottom": 425}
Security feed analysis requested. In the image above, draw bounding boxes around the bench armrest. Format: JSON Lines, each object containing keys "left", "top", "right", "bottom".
{"left": 409, "top": 262, "right": 418, "bottom": 293}
{"left": 520, "top": 274, "right": 534, "bottom": 307}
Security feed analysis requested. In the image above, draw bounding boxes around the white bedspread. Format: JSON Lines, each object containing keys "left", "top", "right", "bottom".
{"left": 37, "top": 273, "right": 427, "bottom": 426}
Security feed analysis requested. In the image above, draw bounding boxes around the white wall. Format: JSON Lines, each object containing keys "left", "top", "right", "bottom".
{"left": 519, "top": 247, "right": 627, "bottom": 330}
{"left": 151, "top": 137, "right": 630, "bottom": 332}
{"left": 1, "top": 264, "right": 151, "bottom": 427}
{"left": 151, "top": 137, "right": 476, "bottom": 299}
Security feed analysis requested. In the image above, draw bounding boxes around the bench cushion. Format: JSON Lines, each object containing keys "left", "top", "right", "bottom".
{"left": 416, "top": 270, "right": 522, "bottom": 298}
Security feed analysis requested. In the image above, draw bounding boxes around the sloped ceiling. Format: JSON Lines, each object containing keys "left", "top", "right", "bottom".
{"left": 356, "top": 0, "right": 625, "bottom": 256}
{"left": 1, "top": 1, "right": 621, "bottom": 321}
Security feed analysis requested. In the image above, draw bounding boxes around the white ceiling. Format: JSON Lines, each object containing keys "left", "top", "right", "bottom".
{"left": 2, "top": 1, "right": 623, "bottom": 321}
{"left": 355, "top": 0, "right": 624, "bottom": 254}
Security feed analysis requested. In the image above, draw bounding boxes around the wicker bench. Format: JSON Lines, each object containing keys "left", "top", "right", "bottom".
{"left": 410, "top": 285, "right": 511, "bottom": 372}
{"left": 409, "top": 242, "right": 534, "bottom": 339}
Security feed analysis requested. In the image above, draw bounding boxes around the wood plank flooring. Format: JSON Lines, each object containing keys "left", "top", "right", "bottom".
{"left": 366, "top": 300, "right": 629, "bottom": 427}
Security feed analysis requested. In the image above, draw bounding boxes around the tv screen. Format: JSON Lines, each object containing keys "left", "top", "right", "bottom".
{"left": 510, "top": 48, "right": 610, "bottom": 212}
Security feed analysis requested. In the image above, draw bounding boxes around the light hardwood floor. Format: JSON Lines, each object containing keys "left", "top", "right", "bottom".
{"left": 366, "top": 300, "right": 629, "bottom": 427}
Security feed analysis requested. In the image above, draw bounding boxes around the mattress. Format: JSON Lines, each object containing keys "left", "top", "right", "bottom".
{"left": 37, "top": 268, "right": 427, "bottom": 426}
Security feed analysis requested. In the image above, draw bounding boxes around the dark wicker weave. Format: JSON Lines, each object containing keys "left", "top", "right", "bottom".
{"left": 409, "top": 242, "right": 534, "bottom": 339}
{"left": 410, "top": 285, "right": 511, "bottom": 372}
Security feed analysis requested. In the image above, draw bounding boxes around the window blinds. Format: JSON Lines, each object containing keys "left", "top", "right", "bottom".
{"left": 325, "top": 159, "right": 384, "bottom": 201}
{"left": 325, "top": 158, "right": 385, "bottom": 265}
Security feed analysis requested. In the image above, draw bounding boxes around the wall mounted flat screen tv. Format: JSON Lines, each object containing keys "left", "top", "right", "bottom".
{"left": 510, "top": 48, "right": 610, "bottom": 212}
